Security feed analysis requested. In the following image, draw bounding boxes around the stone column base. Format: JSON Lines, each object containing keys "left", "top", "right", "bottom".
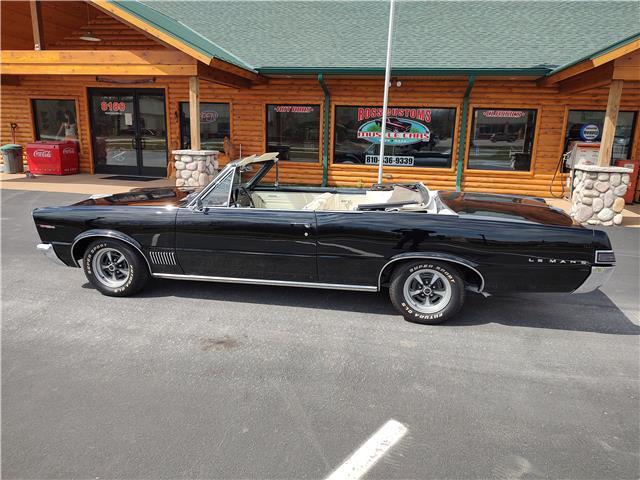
{"left": 570, "top": 164, "right": 632, "bottom": 226}
{"left": 171, "top": 150, "right": 219, "bottom": 187}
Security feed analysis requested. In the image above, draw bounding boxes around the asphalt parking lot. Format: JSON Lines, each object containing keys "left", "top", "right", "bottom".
{"left": 2, "top": 189, "right": 639, "bottom": 479}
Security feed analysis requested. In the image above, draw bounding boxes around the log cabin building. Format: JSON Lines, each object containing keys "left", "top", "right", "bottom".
{"left": 1, "top": 0, "right": 639, "bottom": 199}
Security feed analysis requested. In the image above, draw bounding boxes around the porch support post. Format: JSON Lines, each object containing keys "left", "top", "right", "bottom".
{"left": 456, "top": 75, "right": 475, "bottom": 191}
{"left": 597, "top": 79, "right": 624, "bottom": 166}
{"left": 189, "top": 76, "right": 201, "bottom": 150}
{"left": 29, "top": 0, "right": 45, "bottom": 50}
{"left": 318, "top": 73, "right": 330, "bottom": 187}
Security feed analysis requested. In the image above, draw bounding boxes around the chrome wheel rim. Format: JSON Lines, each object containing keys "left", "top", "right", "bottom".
{"left": 403, "top": 268, "right": 452, "bottom": 314}
{"left": 92, "top": 248, "right": 130, "bottom": 288}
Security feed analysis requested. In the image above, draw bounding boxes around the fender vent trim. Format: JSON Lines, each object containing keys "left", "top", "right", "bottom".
{"left": 149, "top": 251, "right": 177, "bottom": 266}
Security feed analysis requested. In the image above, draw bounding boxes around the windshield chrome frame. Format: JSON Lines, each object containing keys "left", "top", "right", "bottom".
{"left": 187, "top": 163, "right": 236, "bottom": 209}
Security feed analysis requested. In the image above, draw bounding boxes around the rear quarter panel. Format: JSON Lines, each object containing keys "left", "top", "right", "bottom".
{"left": 315, "top": 211, "right": 599, "bottom": 293}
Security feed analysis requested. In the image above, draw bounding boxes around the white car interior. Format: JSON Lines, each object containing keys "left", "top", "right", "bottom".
{"left": 196, "top": 153, "right": 453, "bottom": 214}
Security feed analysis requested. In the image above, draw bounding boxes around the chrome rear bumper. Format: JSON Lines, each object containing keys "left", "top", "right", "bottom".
{"left": 572, "top": 265, "right": 615, "bottom": 294}
{"left": 36, "top": 243, "right": 66, "bottom": 266}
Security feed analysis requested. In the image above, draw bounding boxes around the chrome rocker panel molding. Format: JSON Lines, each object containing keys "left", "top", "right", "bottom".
{"left": 377, "top": 252, "right": 486, "bottom": 293}
{"left": 37, "top": 243, "right": 66, "bottom": 266}
{"left": 70, "top": 229, "right": 152, "bottom": 272}
{"left": 152, "top": 273, "right": 378, "bottom": 292}
{"left": 572, "top": 265, "right": 615, "bottom": 294}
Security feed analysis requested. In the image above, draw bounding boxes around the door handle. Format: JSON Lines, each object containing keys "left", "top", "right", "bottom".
{"left": 291, "top": 222, "right": 311, "bottom": 228}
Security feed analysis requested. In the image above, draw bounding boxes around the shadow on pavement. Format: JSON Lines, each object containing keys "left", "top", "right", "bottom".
{"left": 94, "top": 278, "right": 640, "bottom": 335}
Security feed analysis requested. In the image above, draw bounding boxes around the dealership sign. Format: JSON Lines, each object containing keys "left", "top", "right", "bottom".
{"left": 355, "top": 107, "right": 431, "bottom": 146}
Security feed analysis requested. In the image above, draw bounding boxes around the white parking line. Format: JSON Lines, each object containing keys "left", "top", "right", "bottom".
{"left": 325, "top": 419, "right": 408, "bottom": 480}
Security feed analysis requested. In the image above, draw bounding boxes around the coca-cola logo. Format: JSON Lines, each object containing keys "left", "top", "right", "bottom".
{"left": 63, "top": 147, "right": 75, "bottom": 155}
{"left": 33, "top": 150, "right": 52, "bottom": 158}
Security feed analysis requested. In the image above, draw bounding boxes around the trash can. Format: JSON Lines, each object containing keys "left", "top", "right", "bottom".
{"left": 0, "top": 144, "right": 24, "bottom": 173}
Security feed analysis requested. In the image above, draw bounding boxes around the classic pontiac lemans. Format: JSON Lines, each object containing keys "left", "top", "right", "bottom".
{"left": 33, "top": 153, "right": 616, "bottom": 324}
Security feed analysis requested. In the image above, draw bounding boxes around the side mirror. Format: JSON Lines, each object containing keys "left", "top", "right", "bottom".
{"left": 195, "top": 196, "right": 208, "bottom": 213}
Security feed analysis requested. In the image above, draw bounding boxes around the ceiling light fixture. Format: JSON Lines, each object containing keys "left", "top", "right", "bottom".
{"left": 79, "top": 3, "right": 101, "bottom": 42}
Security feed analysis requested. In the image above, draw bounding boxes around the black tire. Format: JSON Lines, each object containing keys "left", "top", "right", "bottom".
{"left": 389, "top": 260, "right": 465, "bottom": 324}
{"left": 82, "top": 239, "right": 149, "bottom": 297}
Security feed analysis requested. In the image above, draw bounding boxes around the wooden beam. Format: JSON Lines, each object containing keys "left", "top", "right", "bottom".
{"left": 613, "top": 51, "right": 640, "bottom": 81}
{"left": 90, "top": 0, "right": 213, "bottom": 65}
{"left": 197, "top": 63, "right": 252, "bottom": 89}
{"left": 539, "top": 43, "right": 640, "bottom": 87}
{"left": 597, "top": 80, "right": 624, "bottom": 166}
{"left": 209, "top": 58, "right": 266, "bottom": 84}
{"left": 592, "top": 39, "right": 640, "bottom": 67}
{"left": 559, "top": 62, "right": 613, "bottom": 95}
{"left": 538, "top": 60, "right": 594, "bottom": 87}
{"left": 189, "top": 76, "right": 201, "bottom": 150}
{"left": 29, "top": 0, "right": 44, "bottom": 50}
{"left": 0, "top": 49, "right": 198, "bottom": 76}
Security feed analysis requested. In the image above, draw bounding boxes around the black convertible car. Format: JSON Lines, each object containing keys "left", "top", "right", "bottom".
{"left": 33, "top": 153, "right": 615, "bottom": 324}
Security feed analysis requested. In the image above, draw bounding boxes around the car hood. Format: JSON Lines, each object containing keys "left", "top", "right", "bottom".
{"left": 73, "top": 186, "right": 199, "bottom": 207}
{"left": 438, "top": 191, "right": 576, "bottom": 227}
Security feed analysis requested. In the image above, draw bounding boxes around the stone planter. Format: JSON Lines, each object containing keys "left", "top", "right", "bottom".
{"left": 171, "top": 149, "right": 219, "bottom": 187}
{"left": 569, "top": 164, "right": 632, "bottom": 226}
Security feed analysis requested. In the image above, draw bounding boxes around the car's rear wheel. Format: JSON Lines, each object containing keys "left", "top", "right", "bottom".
{"left": 82, "top": 239, "right": 149, "bottom": 296}
{"left": 389, "top": 260, "right": 465, "bottom": 324}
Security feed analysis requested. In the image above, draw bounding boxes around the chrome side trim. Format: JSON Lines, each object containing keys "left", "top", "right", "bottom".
{"left": 36, "top": 243, "right": 66, "bottom": 266}
{"left": 70, "top": 230, "right": 152, "bottom": 273}
{"left": 377, "top": 253, "right": 486, "bottom": 292}
{"left": 572, "top": 266, "right": 615, "bottom": 294}
{"left": 152, "top": 273, "right": 378, "bottom": 292}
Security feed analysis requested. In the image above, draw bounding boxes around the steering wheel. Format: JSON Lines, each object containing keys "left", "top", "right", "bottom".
{"left": 239, "top": 185, "right": 255, "bottom": 208}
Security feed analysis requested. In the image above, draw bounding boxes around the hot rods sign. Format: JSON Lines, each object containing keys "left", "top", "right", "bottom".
{"left": 356, "top": 107, "right": 431, "bottom": 146}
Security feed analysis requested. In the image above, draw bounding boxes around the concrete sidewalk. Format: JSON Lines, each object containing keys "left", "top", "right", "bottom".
{"left": 0, "top": 172, "right": 173, "bottom": 195}
{"left": 1, "top": 171, "right": 639, "bottom": 226}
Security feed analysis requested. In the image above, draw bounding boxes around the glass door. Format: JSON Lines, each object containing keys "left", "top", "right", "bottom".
{"left": 89, "top": 89, "right": 167, "bottom": 177}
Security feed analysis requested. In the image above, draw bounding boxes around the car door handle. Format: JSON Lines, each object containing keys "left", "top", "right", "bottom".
{"left": 291, "top": 222, "right": 311, "bottom": 228}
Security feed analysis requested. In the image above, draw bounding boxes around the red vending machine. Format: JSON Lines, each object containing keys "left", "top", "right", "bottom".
{"left": 615, "top": 160, "right": 639, "bottom": 204}
{"left": 26, "top": 141, "right": 79, "bottom": 175}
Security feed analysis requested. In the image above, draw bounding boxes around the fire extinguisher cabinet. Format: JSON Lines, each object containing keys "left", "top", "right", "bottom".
{"left": 26, "top": 141, "right": 79, "bottom": 175}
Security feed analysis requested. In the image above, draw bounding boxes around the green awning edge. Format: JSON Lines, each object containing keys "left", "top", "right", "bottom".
{"left": 545, "top": 32, "right": 640, "bottom": 77}
{"left": 107, "top": 0, "right": 257, "bottom": 72}
{"left": 257, "top": 67, "right": 552, "bottom": 76}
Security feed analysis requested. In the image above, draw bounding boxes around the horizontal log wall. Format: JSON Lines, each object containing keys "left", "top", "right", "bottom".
{"left": 2, "top": 75, "right": 639, "bottom": 197}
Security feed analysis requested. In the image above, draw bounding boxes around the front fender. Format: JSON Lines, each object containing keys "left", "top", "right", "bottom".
{"left": 70, "top": 229, "right": 146, "bottom": 268}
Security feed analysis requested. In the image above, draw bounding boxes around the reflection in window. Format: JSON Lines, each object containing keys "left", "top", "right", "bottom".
{"left": 565, "top": 110, "right": 636, "bottom": 161}
{"left": 201, "top": 171, "right": 233, "bottom": 207}
{"left": 468, "top": 109, "right": 537, "bottom": 171}
{"left": 266, "top": 105, "right": 320, "bottom": 163}
{"left": 333, "top": 106, "right": 456, "bottom": 168}
{"left": 32, "top": 99, "right": 78, "bottom": 142}
{"left": 180, "top": 103, "right": 230, "bottom": 151}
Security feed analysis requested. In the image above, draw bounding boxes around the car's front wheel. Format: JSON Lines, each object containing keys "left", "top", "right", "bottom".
{"left": 389, "top": 260, "right": 465, "bottom": 324}
{"left": 82, "top": 239, "right": 149, "bottom": 296}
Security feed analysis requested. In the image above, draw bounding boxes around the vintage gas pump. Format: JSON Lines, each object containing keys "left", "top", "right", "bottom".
{"left": 564, "top": 123, "right": 602, "bottom": 199}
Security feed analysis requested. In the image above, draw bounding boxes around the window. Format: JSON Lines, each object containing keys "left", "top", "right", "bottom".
{"left": 333, "top": 106, "right": 456, "bottom": 168}
{"left": 565, "top": 110, "right": 636, "bottom": 161}
{"left": 468, "top": 108, "right": 537, "bottom": 171}
{"left": 180, "top": 102, "right": 230, "bottom": 151}
{"left": 201, "top": 171, "right": 234, "bottom": 207}
{"left": 266, "top": 105, "right": 320, "bottom": 162}
{"left": 32, "top": 99, "right": 78, "bottom": 142}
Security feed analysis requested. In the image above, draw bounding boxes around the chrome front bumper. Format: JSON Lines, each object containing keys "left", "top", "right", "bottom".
{"left": 36, "top": 243, "right": 66, "bottom": 266}
{"left": 572, "top": 265, "right": 615, "bottom": 294}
